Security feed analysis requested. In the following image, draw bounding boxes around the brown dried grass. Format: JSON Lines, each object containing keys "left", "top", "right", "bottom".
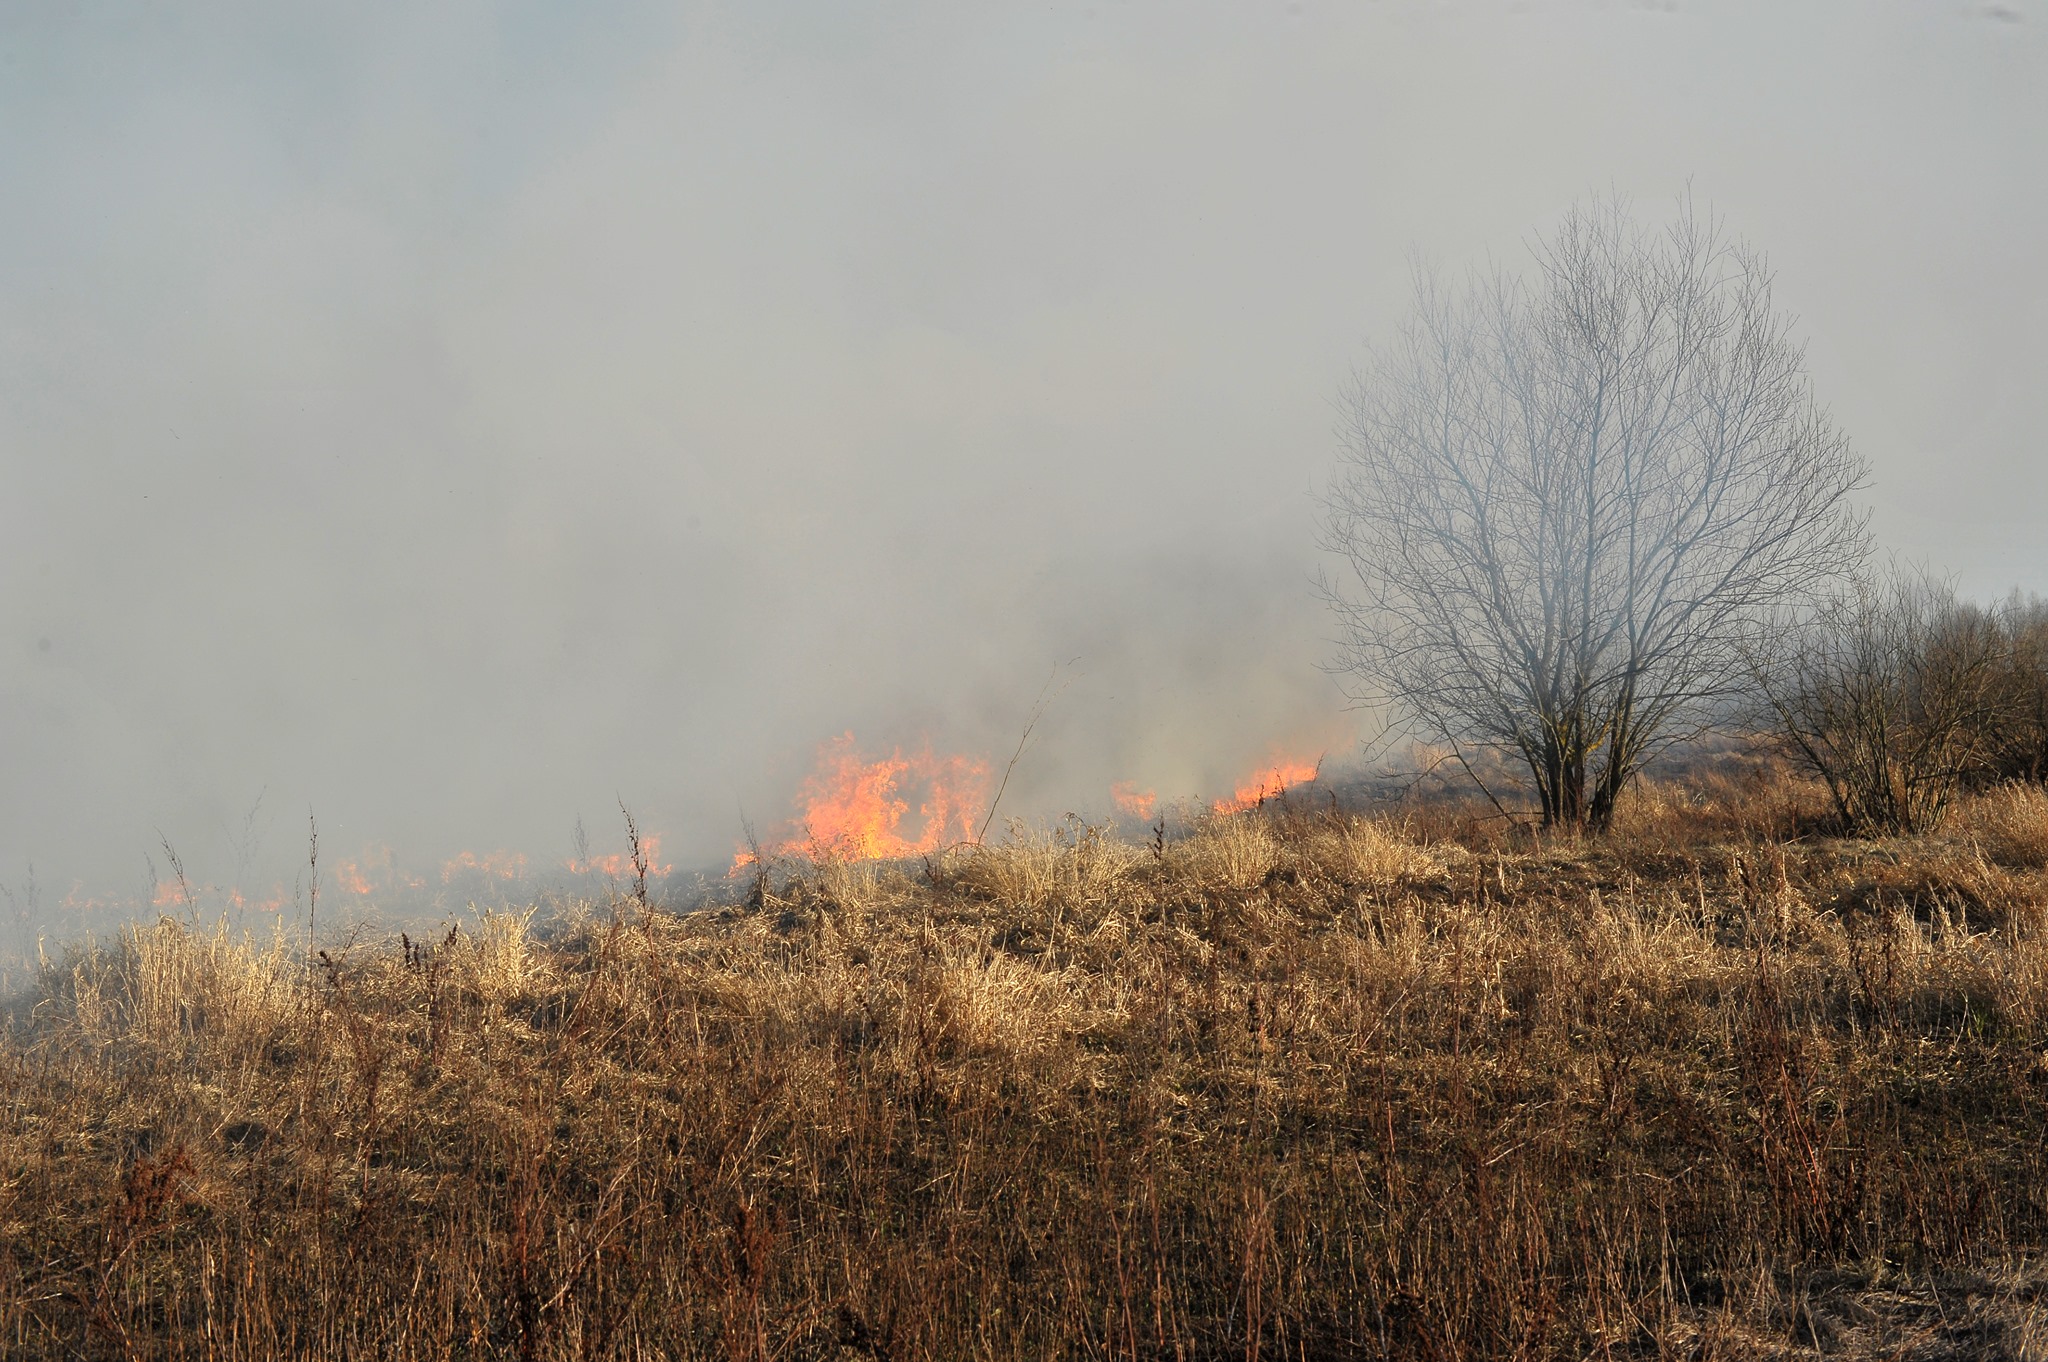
{"left": 1961, "top": 782, "right": 2048, "bottom": 870}
{"left": 4, "top": 783, "right": 2048, "bottom": 1358}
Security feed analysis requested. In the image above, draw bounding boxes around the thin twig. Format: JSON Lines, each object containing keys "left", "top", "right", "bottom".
{"left": 976, "top": 658, "right": 1079, "bottom": 844}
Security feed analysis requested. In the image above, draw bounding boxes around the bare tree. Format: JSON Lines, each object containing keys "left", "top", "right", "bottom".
{"left": 1989, "top": 592, "right": 2048, "bottom": 784}
{"left": 1752, "top": 570, "right": 2016, "bottom": 835}
{"left": 1323, "top": 197, "right": 1868, "bottom": 832}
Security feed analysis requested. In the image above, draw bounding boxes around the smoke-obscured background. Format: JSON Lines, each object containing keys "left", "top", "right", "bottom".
{"left": 3, "top": 1, "right": 2043, "bottom": 914}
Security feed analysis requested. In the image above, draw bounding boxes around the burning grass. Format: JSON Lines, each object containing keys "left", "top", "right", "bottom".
{"left": 4, "top": 784, "right": 2048, "bottom": 1358}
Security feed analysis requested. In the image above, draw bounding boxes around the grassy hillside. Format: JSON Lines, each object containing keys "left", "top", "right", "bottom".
{"left": 4, "top": 778, "right": 2048, "bottom": 1359}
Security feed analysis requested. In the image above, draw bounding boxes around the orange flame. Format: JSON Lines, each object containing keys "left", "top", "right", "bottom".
{"left": 1111, "top": 781, "right": 1158, "bottom": 820}
{"left": 327, "top": 846, "right": 424, "bottom": 900}
{"left": 568, "top": 836, "right": 671, "bottom": 879}
{"left": 736, "top": 732, "right": 991, "bottom": 869}
{"left": 442, "top": 850, "right": 530, "bottom": 883}
{"left": 1212, "top": 758, "right": 1321, "bottom": 815}
{"left": 60, "top": 880, "right": 291, "bottom": 917}
{"left": 332, "top": 861, "right": 375, "bottom": 896}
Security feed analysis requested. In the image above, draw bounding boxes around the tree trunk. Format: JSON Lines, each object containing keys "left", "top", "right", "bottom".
{"left": 1534, "top": 717, "right": 1590, "bottom": 831}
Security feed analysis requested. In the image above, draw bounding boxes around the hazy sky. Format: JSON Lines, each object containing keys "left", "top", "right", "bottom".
{"left": 3, "top": 1, "right": 2043, "bottom": 901}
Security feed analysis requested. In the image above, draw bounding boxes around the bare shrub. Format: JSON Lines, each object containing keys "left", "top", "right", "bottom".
{"left": 1755, "top": 570, "right": 2019, "bottom": 835}
{"left": 1987, "top": 591, "right": 2048, "bottom": 783}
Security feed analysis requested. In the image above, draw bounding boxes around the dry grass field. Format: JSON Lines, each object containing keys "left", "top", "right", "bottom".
{"left": 5, "top": 773, "right": 2048, "bottom": 1359}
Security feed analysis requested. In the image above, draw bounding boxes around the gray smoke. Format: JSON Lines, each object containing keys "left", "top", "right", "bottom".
{"left": 2, "top": 1, "right": 2042, "bottom": 919}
